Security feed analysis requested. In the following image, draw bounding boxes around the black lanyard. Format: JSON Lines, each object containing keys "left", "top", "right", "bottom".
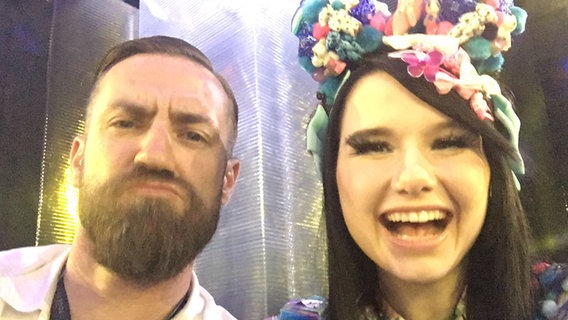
{"left": 49, "top": 268, "right": 190, "bottom": 320}
{"left": 49, "top": 268, "right": 70, "bottom": 320}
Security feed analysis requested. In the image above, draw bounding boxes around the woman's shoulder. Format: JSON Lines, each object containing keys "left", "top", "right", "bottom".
{"left": 532, "top": 262, "right": 568, "bottom": 319}
{"left": 267, "top": 264, "right": 568, "bottom": 320}
{"left": 267, "top": 296, "right": 327, "bottom": 320}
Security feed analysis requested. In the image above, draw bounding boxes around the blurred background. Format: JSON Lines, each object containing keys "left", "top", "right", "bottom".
{"left": 0, "top": 0, "right": 566, "bottom": 318}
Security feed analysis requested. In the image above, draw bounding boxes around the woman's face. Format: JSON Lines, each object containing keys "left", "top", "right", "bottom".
{"left": 336, "top": 71, "right": 490, "bottom": 285}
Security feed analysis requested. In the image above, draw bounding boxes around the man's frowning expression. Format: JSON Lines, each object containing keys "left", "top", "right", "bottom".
{"left": 69, "top": 54, "right": 239, "bottom": 284}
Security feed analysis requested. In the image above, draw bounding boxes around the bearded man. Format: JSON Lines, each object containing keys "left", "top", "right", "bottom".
{"left": 0, "top": 35, "right": 240, "bottom": 320}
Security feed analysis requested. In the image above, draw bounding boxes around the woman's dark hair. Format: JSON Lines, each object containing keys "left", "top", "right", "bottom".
{"left": 322, "top": 54, "right": 533, "bottom": 319}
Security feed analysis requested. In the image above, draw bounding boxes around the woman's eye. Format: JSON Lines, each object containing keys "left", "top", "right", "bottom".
{"left": 432, "top": 135, "right": 475, "bottom": 150}
{"left": 351, "top": 141, "right": 392, "bottom": 155}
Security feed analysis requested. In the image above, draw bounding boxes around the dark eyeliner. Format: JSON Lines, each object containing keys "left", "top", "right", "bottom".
{"left": 432, "top": 132, "right": 479, "bottom": 150}
{"left": 347, "top": 136, "right": 391, "bottom": 155}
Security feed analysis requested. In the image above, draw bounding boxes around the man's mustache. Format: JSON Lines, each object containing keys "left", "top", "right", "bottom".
{"left": 109, "top": 165, "right": 193, "bottom": 196}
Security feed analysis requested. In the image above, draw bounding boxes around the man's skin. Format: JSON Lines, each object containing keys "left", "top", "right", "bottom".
{"left": 64, "top": 53, "right": 240, "bottom": 320}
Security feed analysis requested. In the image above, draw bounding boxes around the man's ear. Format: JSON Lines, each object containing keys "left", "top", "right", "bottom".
{"left": 221, "top": 157, "right": 240, "bottom": 205}
{"left": 69, "top": 135, "right": 86, "bottom": 188}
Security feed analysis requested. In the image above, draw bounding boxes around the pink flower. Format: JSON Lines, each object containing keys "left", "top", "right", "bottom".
{"left": 399, "top": 50, "right": 444, "bottom": 82}
{"left": 312, "top": 22, "right": 330, "bottom": 40}
{"left": 368, "top": 13, "right": 387, "bottom": 32}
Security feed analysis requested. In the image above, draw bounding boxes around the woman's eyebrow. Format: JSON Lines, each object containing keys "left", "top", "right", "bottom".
{"left": 345, "top": 127, "right": 393, "bottom": 145}
{"left": 432, "top": 119, "right": 463, "bottom": 131}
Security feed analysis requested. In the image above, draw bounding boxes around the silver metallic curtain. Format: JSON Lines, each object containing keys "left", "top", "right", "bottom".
{"left": 31, "top": 0, "right": 568, "bottom": 318}
{"left": 36, "top": 0, "right": 328, "bottom": 318}
{"left": 139, "top": 1, "right": 328, "bottom": 318}
{"left": 36, "top": 1, "right": 137, "bottom": 244}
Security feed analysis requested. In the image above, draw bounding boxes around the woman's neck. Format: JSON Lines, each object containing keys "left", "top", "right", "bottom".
{"left": 377, "top": 266, "right": 466, "bottom": 320}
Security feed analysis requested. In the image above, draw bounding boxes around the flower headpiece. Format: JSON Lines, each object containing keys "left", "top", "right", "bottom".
{"left": 291, "top": 0, "right": 527, "bottom": 187}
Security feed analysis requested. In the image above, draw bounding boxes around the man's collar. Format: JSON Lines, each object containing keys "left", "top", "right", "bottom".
{"left": 0, "top": 244, "right": 71, "bottom": 313}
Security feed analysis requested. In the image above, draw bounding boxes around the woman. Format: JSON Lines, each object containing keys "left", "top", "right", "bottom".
{"left": 277, "top": 0, "right": 567, "bottom": 319}
{"left": 322, "top": 54, "right": 531, "bottom": 319}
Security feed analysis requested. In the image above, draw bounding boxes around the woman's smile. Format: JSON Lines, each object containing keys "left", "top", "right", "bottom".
{"left": 381, "top": 209, "right": 450, "bottom": 238}
{"left": 337, "top": 71, "right": 490, "bottom": 284}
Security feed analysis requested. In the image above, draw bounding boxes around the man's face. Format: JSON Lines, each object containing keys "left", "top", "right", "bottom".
{"left": 69, "top": 53, "right": 239, "bottom": 285}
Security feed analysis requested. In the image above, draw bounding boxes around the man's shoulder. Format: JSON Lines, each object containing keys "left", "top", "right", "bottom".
{"left": 178, "top": 272, "right": 237, "bottom": 319}
{"left": 0, "top": 244, "right": 70, "bottom": 314}
{"left": 0, "top": 244, "right": 71, "bottom": 276}
{"left": 197, "top": 286, "right": 236, "bottom": 320}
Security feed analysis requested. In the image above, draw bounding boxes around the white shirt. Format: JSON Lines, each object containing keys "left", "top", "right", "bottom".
{"left": 0, "top": 244, "right": 236, "bottom": 320}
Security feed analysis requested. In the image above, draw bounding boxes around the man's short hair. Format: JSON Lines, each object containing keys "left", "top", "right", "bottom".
{"left": 89, "top": 35, "right": 238, "bottom": 151}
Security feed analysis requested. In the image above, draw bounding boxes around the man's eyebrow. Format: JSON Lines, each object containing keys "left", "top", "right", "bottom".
{"left": 169, "top": 110, "right": 214, "bottom": 126}
{"left": 106, "top": 100, "right": 215, "bottom": 126}
{"left": 108, "top": 100, "right": 154, "bottom": 118}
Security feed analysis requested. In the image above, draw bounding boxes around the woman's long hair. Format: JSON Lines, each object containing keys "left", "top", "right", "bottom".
{"left": 322, "top": 54, "right": 533, "bottom": 319}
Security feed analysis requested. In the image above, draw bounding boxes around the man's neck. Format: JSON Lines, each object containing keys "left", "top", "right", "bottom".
{"left": 63, "top": 230, "right": 193, "bottom": 320}
{"left": 378, "top": 267, "right": 465, "bottom": 320}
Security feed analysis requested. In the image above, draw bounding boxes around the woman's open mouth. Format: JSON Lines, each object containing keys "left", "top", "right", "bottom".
{"left": 380, "top": 210, "right": 451, "bottom": 239}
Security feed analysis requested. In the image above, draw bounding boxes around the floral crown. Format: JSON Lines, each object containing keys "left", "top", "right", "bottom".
{"left": 291, "top": 0, "right": 527, "bottom": 188}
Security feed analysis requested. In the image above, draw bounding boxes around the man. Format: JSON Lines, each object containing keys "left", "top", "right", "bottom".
{"left": 0, "top": 36, "right": 240, "bottom": 319}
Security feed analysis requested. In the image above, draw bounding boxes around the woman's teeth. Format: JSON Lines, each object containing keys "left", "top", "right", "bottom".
{"left": 382, "top": 210, "right": 450, "bottom": 238}
{"left": 385, "top": 210, "right": 447, "bottom": 223}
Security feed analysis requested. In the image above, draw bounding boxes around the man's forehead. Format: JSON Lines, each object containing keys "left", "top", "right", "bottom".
{"left": 101, "top": 54, "right": 216, "bottom": 88}
{"left": 86, "top": 53, "right": 235, "bottom": 147}
{"left": 92, "top": 62, "right": 221, "bottom": 118}
{"left": 94, "top": 54, "right": 227, "bottom": 105}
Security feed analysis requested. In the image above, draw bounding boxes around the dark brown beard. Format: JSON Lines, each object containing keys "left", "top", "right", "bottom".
{"left": 78, "top": 166, "right": 222, "bottom": 287}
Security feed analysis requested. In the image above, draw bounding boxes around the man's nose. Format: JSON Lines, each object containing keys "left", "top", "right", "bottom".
{"left": 391, "top": 148, "right": 437, "bottom": 195}
{"left": 134, "top": 123, "right": 176, "bottom": 173}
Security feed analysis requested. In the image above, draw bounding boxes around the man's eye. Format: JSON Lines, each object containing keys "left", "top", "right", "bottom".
{"left": 112, "top": 120, "right": 136, "bottom": 128}
{"left": 183, "top": 131, "right": 205, "bottom": 142}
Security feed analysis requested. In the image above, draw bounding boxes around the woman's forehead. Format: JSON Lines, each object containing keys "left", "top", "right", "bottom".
{"left": 341, "top": 71, "right": 449, "bottom": 129}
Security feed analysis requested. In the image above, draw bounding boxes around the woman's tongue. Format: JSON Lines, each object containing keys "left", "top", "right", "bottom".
{"left": 392, "top": 221, "right": 443, "bottom": 237}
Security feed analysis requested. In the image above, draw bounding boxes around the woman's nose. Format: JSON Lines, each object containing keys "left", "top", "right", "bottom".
{"left": 391, "top": 148, "right": 437, "bottom": 195}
